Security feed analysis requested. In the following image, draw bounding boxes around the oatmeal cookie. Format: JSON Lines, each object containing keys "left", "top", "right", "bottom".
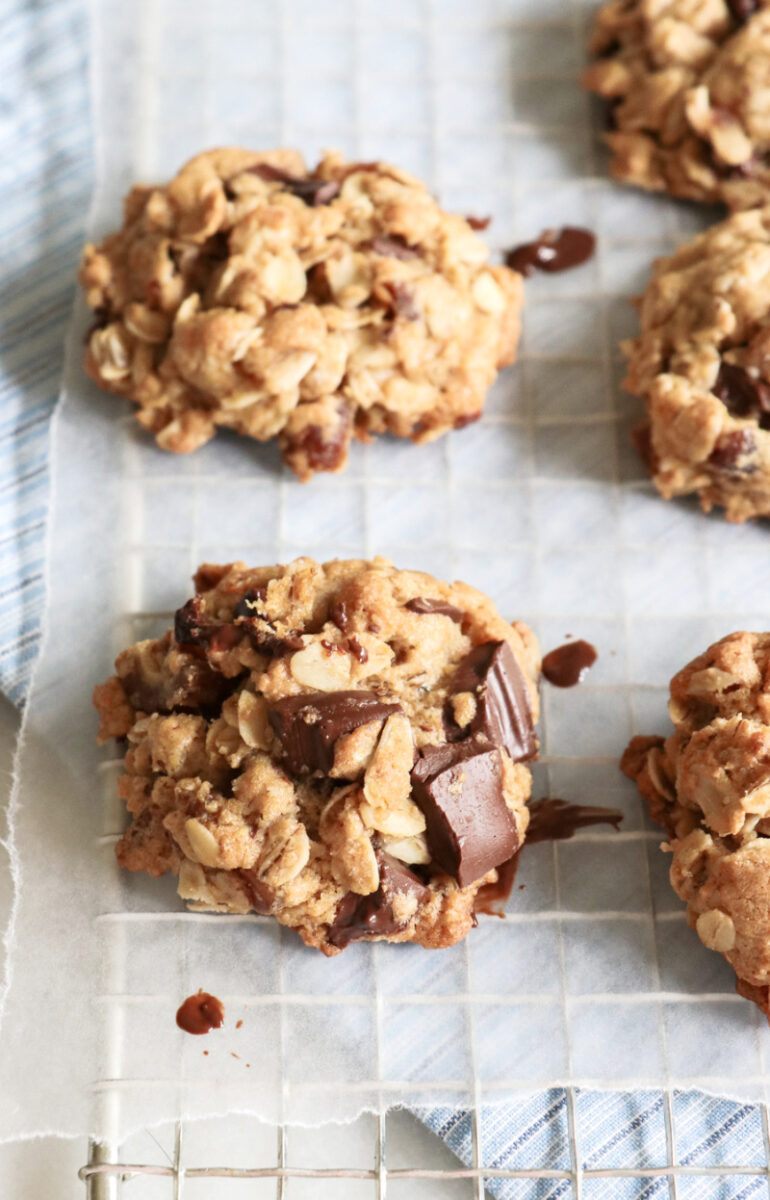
{"left": 622, "top": 632, "right": 770, "bottom": 1018}
{"left": 93, "top": 557, "right": 540, "bottom": 955}
{"left": 623, "top": 207, "right": 770, "bottom": 521}
{"left": 583, "top": 2, "right": 770, "bottom": 210}
{"left": 79, "top": 148, "right": 523, "bottom": 480}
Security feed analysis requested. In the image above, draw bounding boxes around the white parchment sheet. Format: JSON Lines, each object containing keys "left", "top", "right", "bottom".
{"left": 3, "top": 0, "right": 770, "bottom": 1142}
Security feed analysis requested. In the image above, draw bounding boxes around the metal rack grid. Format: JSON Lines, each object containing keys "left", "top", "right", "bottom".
{"left": 79, "top": 1096, "right": 770, "bottom": 1197}
{"left": 58, "top": 0, "right": 770, "bottom": 1194}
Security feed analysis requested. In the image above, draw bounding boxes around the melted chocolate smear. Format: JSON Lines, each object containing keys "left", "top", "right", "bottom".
{"left": 466, "top": 215, "right": 491, "bottom": 231}
{"left": 329, "top": 849, "right": 430, "bottom": 948}
{"left": 176, "top": 990, "right": 225, "bottom": 1035}
{"left": 527, "top": 797, "right": 623, "bottom": 843}
{"left": 542, "top": 640, "right": 598, "bottom": 688}
{"left": 708, "top": 429, "right": 759, "bottom": 474}
{"left": 713, "top": 362, "right": 770, "bottom": 427}
{"left": 411, "top": 743, "right": 519, "bottom": 887}
{"left": 269, "top": 691, "right": 401, "bottom": 777}
{"left": 475, "top": 798, "right": 623, "bottom": 915}
{"left": 249, "top": 163, "right": 340, "bottom": 206}
{"left": 405, "top": 597, "right": 464, "bottom": 623}
{"left": 506, "top": 227, "right": 596, "bottom": 277}
{"left": 447, "top": 641, "right": 537, "bottom": 763}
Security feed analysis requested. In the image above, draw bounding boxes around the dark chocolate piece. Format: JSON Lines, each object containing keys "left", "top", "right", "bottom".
{"left": 238, "top": 870, "right": 274, "bottom": 915}
{"left": 328, "top": 849, "right": 429, "bottom": 948}
{"left": 728, "top": 0, "right": 760, "bottom": 23}
{"left": 708, "top": 429, "right": 759, "bottom": 474}
{"left": 713, "top": 362, "right": 770, "bottom": 425}
{"left": 411, "top": 744, "right": 519, "bottom": 887}
{"left": 176, "top": 990, "right": 225, "bottom": 1035}
{"left": 175, "top": 593, "right": 301, "bottom": 657}
{"left": 281, "top": 401, "right": 352, "bottom": 473}
{"left": 368, "top": 235, "right": 419, "bottom": 260}
{"left": 447, "top": 641, "right": 537, "bottom": 763}
{"left": 384, "top": 280, "right": 420, "bottom": 320}
{"left": 248, "top": 163, "right": 340, "bottom": 206}
{"left": 268, "top": 691, "right": 401, "bottom": 776}
{"left": 405, "top": 597, "right": 464, "bottom": 622}
{"left": 505, "top": 227, "right": 596, "bottom": 277}
{"left": 542, "top": 640, "right": 598, "bottom": 688}
{"left": 234, "top": 587, "right": 266, "bottom": 619}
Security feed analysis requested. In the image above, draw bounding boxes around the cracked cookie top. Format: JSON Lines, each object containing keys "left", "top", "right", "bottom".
{"left": 623, "top": 207, "right": 770, "bottom": 521}
{"left": 79, "top": 148, "right": 523, "bottom": 480}
{"left": 622, "top": 632, "right": 770, "bottom": 1016}
{"left": 583, "top": 1, "right": 770, "bottom": 210}
{"left": 93, "top": 556, "right": 540, "bottom": 955}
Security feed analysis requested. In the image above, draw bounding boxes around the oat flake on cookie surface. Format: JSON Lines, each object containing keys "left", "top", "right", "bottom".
{"left": 79, "top": 148, "right": 523, "bottom": 480}
{"left": 93, "top": 557, "right": 540, "bottom": 954}
{"left": 624, "top": 206, "right": 770, "bottom": 522}
{"left": 583, "top": 1, "right": 770, "bottom": 211}
{"left": 622, "top": 632, "right": 770, "bottom": 1019}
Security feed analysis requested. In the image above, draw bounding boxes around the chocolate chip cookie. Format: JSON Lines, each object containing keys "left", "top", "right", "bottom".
{"left": 624, "top": 207, "right": 770, "bottom": 521}
{"left": 79, "top": 149, "right": 523, "bottom": 480}
{"left": 622, "top": 632, "right": 770, "bottom": 1018}
{"left": 583, "top": 2, "right": 770, "bottom": 210}
{"left": 93, "top": 557, "right": 539, "bottom": 954}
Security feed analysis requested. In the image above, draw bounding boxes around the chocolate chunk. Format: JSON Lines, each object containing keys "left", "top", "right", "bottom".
{"left": 466, "top": 215, "right": 491, "bottom": 231}
{"left": 368, "top": 235, "right": 419, "bottom": 260}
{"left": 542, "top": 639, "right": 598, "bottom": 688}
{"left": 174, "top": 596, "right": 210, "bottom": 645}
{"left": 281, "top": 402, "right": 352, "bottom": 474}
{"left": 713, "top": 361, "right": 770, "bottom": 423}
{"left": 411, "top": 745, "right": 519, "bottom": 887}
{"left": 727, "top": 0, "right": 759, "bottom": 23}
{"left": 405, "top": 597, "right": 464, "bottom": 622}
{"left": 505, "top": 227, "right": 596, "bottom": 277}
{"left": 84, "top": 304, "right": 113, "bottom": 342}
{"left": 249, "top": 163, "right": 340, "bottom": 206}
{"left": 447, "top": 641, "right": 537, "bottom": 763}
{"left": 234, "top": 587, "right": 266, "bottom": 619}
{"left": 238, "top": 869, "right": 274, "bottom": 915}
{"left": 328, "top": 849, "right": 429, "bottom": 948}
{"left": 176, "top": 592, "right": 301, "bottom": 657}
{"left": 384, "top": 280, "right": 420, "bottom": 321}
{"left": 268, "top": 691, "right": 401, "bottom": 776}
{"left": 708, "top": 429, "right": 759, "bottom": 474}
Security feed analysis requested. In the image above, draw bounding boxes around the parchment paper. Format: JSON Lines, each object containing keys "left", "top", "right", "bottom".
{"left": 3, "top": 0, "right": 770, "bottom": 1143}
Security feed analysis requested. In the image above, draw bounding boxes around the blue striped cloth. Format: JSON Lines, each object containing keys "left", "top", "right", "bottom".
{"left": 3, "top": 0, "right": 766, "bottom": 1190}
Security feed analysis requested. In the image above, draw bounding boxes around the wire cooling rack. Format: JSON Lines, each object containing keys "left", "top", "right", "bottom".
{"left": 79, "top": 1096, "right": 770, "bottom": 1197}
{"left": 60, "top": 0, "right": 770, "bottom": 1194}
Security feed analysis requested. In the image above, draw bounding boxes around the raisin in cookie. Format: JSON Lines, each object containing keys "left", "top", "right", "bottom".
{"left": 624, "top": 207, "right": 770, "bottom": 521}
{"left": 622, "top": 632, "right": 770, "bottom": 1018}
{"left": 583, "top": 2, "right": 770, "bottom": 210}
{"left": 79, "top": 149, "right": 523, "bottom": 480}
{"left": 93, "top": 557, "right": 539, "bottom": 955}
